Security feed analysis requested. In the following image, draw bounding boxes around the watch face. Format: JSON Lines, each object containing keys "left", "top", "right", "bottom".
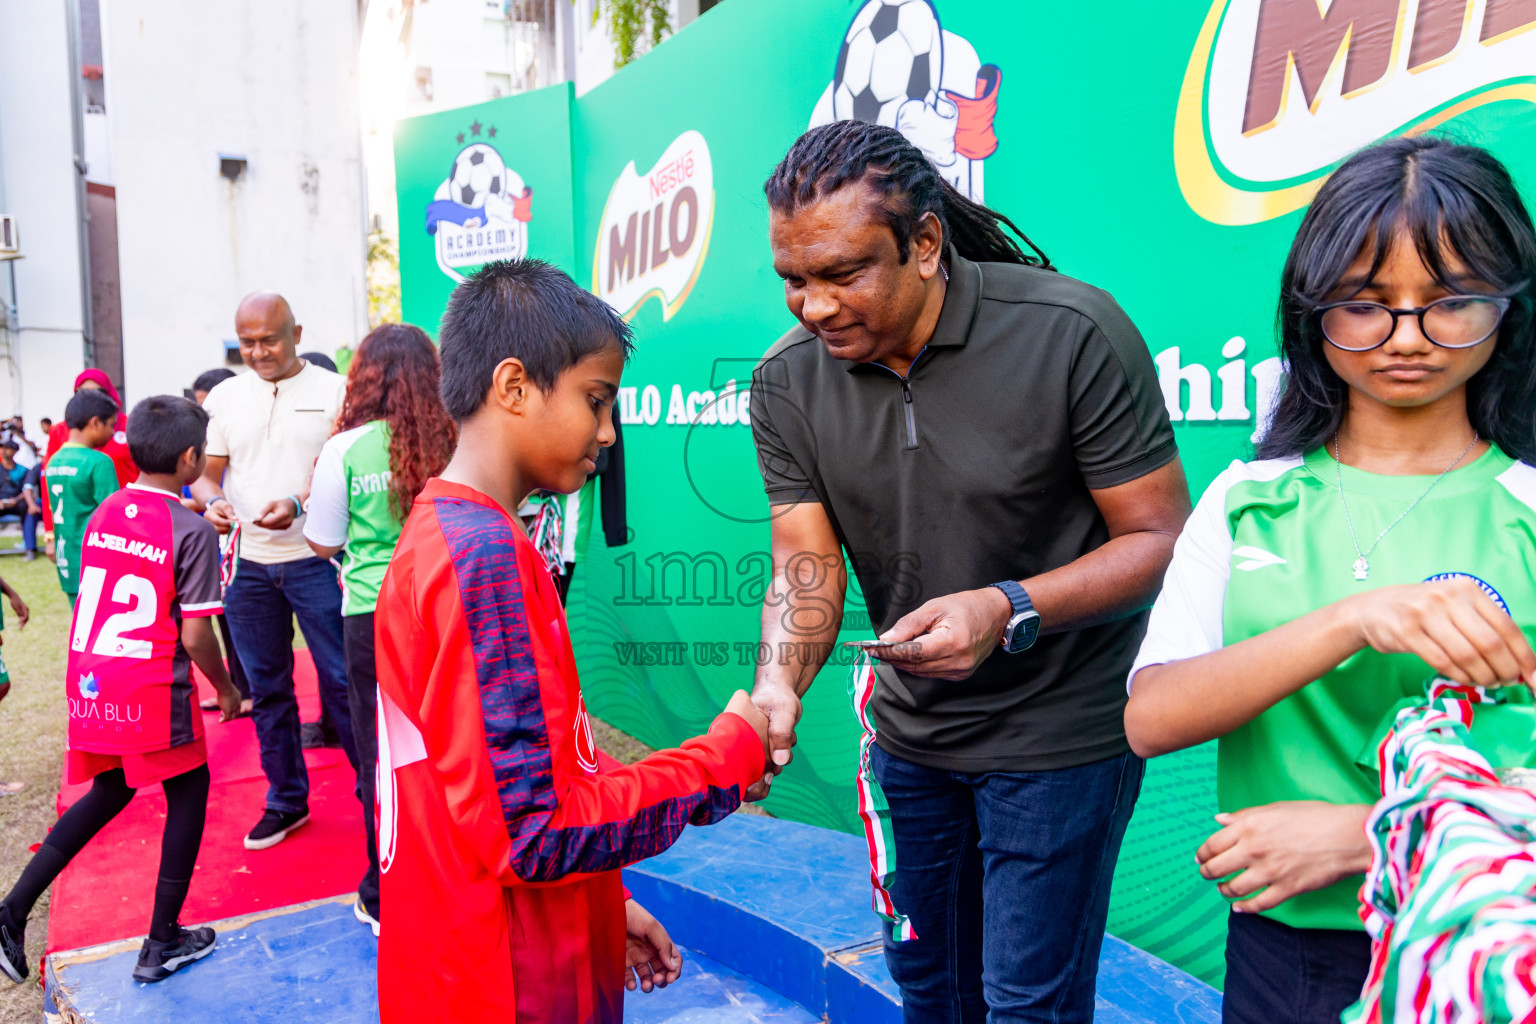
{"left": 1004, "top": 613, "right": 1041, "bottom": 654}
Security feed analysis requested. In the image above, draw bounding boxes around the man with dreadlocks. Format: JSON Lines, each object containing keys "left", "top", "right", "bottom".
{"left": 747, "top": 121, "right": 1191, "bottom": 1023}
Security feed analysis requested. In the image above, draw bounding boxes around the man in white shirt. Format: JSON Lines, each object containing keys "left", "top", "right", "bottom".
{"left": 192, "top": 292, "right": 358, "bottom": 851}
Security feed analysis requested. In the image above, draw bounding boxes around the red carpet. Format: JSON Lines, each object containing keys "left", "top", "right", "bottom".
{"left": 43, "top": 651, "right": 366, "bottom": 953}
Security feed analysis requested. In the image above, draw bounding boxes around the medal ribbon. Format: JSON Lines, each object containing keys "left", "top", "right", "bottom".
{"left": 529, "top": 496, "right": 565, "bottom": 577}
{"left": 219, "top": 521, "right": 241, "bottom": 592}
{"left": 1345, "top": 679, "right": 1536, "bottom": 1024}
{"left": 849, "top": 650, "right": 917, "bottom": 941}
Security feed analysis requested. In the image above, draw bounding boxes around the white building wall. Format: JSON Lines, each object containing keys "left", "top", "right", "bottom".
{"left": 0, "top": 0, "right": 89, "bottom": 428}
{"left": 102, "top": 0, "right": 368, "bottom": 402}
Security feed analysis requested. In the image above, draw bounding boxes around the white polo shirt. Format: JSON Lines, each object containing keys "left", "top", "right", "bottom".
{"left": 203, "top": 360, "right": 347, "bottom": 564}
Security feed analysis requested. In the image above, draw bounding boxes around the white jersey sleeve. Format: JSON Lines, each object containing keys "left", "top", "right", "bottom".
{"left": 302, "top": 433, "right": 350, "bottom": 548}
{"left": 1127, "top": 462, "right": 1241, "bottom": 692}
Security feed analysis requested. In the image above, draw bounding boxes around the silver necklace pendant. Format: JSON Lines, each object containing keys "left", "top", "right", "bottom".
{"left": 1353, "top": 556, "right": 1370, "bottom": 582}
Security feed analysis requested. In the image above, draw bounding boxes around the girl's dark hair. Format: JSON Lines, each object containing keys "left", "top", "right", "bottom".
{"left": 764, "top": 120, "right": 1051, "bottom": 269}
{"left": 338, "top": 323, "right": 458, "bottom": 522}
{"left": 1258, "top": 136, "right": 1536, "bottom": 462}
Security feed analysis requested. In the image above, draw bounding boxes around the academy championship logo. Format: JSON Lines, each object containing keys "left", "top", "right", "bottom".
{"left": 425, "top": 120, "right": 533, "bottom": 283}
{"left": 1176, "top": 0, "right": 1536, "bottom": 225}
{"left": 592, "top": 130, "right": 714, "bottom": 321}
{"left": 809, "top": 0, "right": 1001, "bottom": 201}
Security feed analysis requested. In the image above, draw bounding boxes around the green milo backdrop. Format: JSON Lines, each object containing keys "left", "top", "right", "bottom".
{"left": 395, "top": 0, "right": 1536, "bottom": 986}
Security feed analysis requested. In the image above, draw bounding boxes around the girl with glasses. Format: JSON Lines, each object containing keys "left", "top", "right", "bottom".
{"left": 1124, "top": 135, "right": 1536, "bottom": 1024}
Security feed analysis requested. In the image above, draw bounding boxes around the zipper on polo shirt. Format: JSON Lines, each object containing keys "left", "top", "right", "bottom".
{"left": 874, "top": 347, "right": 928, "bottom": 451}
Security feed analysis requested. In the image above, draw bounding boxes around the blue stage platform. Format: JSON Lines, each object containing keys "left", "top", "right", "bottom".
{"left": 44, "top": 814, "right": 1222, "bottom": 1022}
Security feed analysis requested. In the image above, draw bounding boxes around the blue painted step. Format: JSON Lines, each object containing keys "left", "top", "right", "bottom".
{"left": 622, "top": 813, "right": 1223, "bottom": 1024}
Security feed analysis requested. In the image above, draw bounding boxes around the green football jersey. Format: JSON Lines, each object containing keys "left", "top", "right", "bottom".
{"left": 45, "top": 443, "right": 119, "bottom": 596}
{"left": 1131, "top": 445, "right": 1536, "bottom": 931}
{"left": 304, "top": 420, "right": 402, "bottom": 616}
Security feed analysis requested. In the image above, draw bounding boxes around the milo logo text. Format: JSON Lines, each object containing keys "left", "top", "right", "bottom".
{"left": 593, "top": 130, "right": 715, "bottom": 321}
{"left": 1176, "top": 0, "right": 1536, "bottom": 224}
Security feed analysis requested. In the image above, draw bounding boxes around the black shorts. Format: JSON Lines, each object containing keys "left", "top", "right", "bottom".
{"left": 1223, "top": 910, "right": 1371, "bottom": 1024}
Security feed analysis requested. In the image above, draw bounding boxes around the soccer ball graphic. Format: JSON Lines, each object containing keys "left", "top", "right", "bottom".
{"left": 832, "top": 0, "right": 942, "bottom": 127}
{"left": 448, "top": 144, "right": 505, "bottom": 209}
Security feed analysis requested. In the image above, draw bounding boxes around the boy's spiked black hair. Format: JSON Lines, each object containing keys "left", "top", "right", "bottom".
{"left": 438, "top": 259, "right": 634, "bottom": 422}
{"left": 126, "top": 396, "right": 208, "bottom": 473}
{"left": 65, "top": 389, "right": 119, "bottom": 431}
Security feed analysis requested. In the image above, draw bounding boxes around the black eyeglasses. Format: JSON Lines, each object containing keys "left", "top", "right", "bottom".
{"left": 1314, "top": 294, "right": 1512, "bottom": 352}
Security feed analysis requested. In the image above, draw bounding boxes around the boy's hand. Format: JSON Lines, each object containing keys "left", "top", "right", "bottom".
{"left": 7, "top": 592, "right": 27, "bottom": 629}
{"left": 623, "top": 899, "right": 682, "bottom": 993}
{"left": 724, "top": 689, "right": 771, "bottom": 763}
{"left": 44, "top": 538, "right": 54, "bottom": 559}
{"left": 215, "top": 685, "right": 244, "bottom": 723}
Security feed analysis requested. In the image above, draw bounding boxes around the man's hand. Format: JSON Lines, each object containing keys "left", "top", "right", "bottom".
{"left": 623, "top": 898, "right": 682, "bottom": 993}
{"left": 1196, "top": 801, "right": 1371, "bottom": 914}
{"left": 875, "top": 587, "right": 1012, "bottom": 681}
{"left": 253, "top": 497, "right": 299, "bottom": 531}
{"left": 746, "top": 682, "right": 802, "bottom": 800}
{"left": 202, "top": 498, "right": 238, "bottom": 534}
{"left": 6, "top": 590, "right": 28, "bottom": 630}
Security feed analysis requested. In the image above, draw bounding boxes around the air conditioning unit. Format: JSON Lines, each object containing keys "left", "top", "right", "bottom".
{"left": 0, "top": 215, "right": 17, "bottom": 255}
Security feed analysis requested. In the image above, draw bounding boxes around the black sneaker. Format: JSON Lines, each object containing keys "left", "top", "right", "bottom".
{"left": 242, "top": 807, "right": 310, "bottom": 851}
{"left": 133, "top": 926, "right": 216, "bottom": 983}
{"left": 0, "top": 904, "right": 26, "bottom": 983}
{"left": 299, "top": 722, "right": 343, "bottom": 749}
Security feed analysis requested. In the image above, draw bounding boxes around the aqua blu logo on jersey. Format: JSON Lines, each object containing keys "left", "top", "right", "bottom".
{"left": 1176, "top": 0, "right": 1536, "bottom": 225}
{"left": 77, "top": 672, "right": 99, "bottom": 700}
{"left": 425, "top": 120, "right": 533, "bottom": 284}
{"left": 593, "top": 130, "right": 714, "bottom": 322}
{"left": 809, "top": 0, "right": 1001, "bottom": 202}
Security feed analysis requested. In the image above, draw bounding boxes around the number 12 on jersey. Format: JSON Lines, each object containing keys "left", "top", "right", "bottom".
{"left": 71, "top": 565, "right": 157, "bottom": 660}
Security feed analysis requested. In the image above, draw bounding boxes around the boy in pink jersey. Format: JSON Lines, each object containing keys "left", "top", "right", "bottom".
{"left": 0, "top": 396, "right": 242, "bottom": 986}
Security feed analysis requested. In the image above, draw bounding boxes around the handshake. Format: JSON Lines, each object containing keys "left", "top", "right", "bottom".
{"left": 718, "top": 687, "right": 799, "bottom": 803}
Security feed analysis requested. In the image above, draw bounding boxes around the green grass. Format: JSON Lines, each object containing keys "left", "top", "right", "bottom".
{"left": 0, "top": 555, "right": 75, "bottom": 1023}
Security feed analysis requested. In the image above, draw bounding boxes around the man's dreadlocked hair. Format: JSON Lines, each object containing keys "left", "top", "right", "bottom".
{"left": 764, "top": 120, "right": 1051, "bottom": 270}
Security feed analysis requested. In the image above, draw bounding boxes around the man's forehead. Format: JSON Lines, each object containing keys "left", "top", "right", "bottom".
{"left": 236, "top": 293, "right": 294, "bottom": 333}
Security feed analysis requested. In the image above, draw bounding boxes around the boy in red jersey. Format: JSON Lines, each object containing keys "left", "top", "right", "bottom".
{"left": 374, "top": 259, "right": 770, "bottom": 1023}
{"left": 0, "top": 396, "right": 242, "bottom": 986}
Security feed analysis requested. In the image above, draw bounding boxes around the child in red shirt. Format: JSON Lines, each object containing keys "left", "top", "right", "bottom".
{"left": 0, "top": 396, "right": 242, "bottom": 986}
{"left": 374, "top": 259, "right": 769, "bottom": 1023}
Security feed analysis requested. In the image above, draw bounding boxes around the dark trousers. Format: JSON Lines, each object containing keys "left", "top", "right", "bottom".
{"left": 223, "top": 557, "right": 357, "bottom": 814}
{"left": 22, "top": 510, "right": 38, "bottom": 553}
{"left": 344, "top": 612, "right": 380, "bottom": 919}
{"left": 1222, "top": 910, "right": 1371, "bottom": 1024}
{"left": 216, "top": 613, "right": 251, "bottom": 701}
{"left": 869, "top": 744, "right": 1145, "bottom": 1024}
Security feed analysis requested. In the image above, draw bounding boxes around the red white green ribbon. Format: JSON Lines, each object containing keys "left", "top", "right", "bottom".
{"left": 849, "top": 651, "right": 917, "bottom": 942}
{"left": 1346, "top": 679, "right": 1536, "bottom": 1024}
{"left": 529, "top": 495, "right": 565, "bottom": 577}
{"left": 219, "top": 520, "right": 241, "bottom": 591}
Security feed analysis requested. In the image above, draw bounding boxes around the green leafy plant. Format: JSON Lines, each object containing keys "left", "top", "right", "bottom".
{"left": 587, "top": 0, "right": 671, "bottom": 68}
{"left": 366, "top": 228, "right": 402, "bottom": 329}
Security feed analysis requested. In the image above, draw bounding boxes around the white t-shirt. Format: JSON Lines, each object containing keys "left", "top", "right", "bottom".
{"left": 203, "top": 361, "right": 346, "bottom": 564}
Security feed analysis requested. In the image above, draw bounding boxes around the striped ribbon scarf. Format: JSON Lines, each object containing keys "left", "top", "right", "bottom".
{"left": 849, "top": 651, "right": 917, "bottom": 941}
{"left": 1346, "top": 679, "right": 1536, "bottom": 1024}
{"left": 218, "top": 520, "right": 241, "bottom": 591}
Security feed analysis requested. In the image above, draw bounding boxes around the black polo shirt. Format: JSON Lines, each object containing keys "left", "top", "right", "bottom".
{"left": 751, "top": 249, "right": 1177, "bottom": 772}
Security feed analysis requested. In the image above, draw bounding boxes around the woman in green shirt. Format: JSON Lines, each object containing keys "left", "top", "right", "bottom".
{"left": 303, "top": 323, "right": 456, "bottom": 935}
{"left": 1126, "top": 137, "right": 1536, "bottom": 1023}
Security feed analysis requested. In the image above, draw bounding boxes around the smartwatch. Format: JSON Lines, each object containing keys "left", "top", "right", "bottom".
{"left": 987, "top": 580, "right": 1040, "bottom": 654}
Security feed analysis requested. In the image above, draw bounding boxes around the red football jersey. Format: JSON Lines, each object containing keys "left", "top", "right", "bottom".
{"left": 66, "top": 484, "right": 223, "bottom": 755}
{"left": 374, "top": 479, "right": 765, "bottom": 1024}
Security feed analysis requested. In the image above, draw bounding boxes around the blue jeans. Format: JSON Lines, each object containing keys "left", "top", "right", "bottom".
{"left": 223, "top": 557, "right": 358, "bottom": 814}
{"left": 869, "top": 744, "right": 1145, "bottom": 1024}
{"left": 22, "top": 510, "right": 38, "bottom": 553}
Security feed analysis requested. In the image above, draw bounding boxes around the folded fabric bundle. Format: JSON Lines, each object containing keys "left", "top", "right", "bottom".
{"left": 1347, "top": 680, "right": 1536, "bottom": 1024}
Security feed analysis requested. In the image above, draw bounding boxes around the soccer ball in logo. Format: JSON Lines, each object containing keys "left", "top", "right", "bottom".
{"left": 449, "top": 144, "right": 506, "bottom": 209}
{"left": 832, "top": 0, "right": 942, "bottom": 127}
